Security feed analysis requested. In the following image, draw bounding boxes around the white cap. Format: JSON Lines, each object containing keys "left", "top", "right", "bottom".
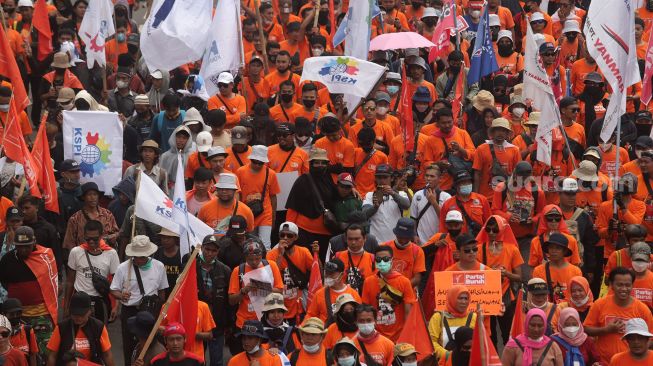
{"left": 562, "top": 20, "right": 581, "bottom": 34}
{"left": 17, "top": 0, "right": 33, "bottom": 7}
{"left": 533, "top": 33, "right": 546, "bottom": 47}
{"left": 207, "top": 146, "right": 227, "bottom": 159}
{"left": 217, "top": 72, "right": 234, "bottom": 84}
{"left": 249, "top": 145, "right": 269, "bottom": 163}
{"left": 279, "top": 221, "right": 299, "bottom": 235}
{"left": 622, "top": 318, "right": 653, "bottom": 339}
{"left": 421, "top": 7, "right": 438, "bottom": 19}
{"left": 530, "top": 12, "right": 546, "bottom": 23}
{"left": 497, "top": 30, "right": 513, "bottom": 42}
{"left": 196, "top": 131, "right": 213, "bottom": 153}
{"left": 215, "top": 173, "right": 238, "bottom": 190}
{"left": 488, "top": 14, "right": 500, "bottom": 27}
{"left": 445, "top": 210, "right": 464, "bottom": 223}
{"left": 561, "top": 178, "right": 578, "bottom": 193}
{"left": 150, "top": 70, "right": 163, "bottom": 79}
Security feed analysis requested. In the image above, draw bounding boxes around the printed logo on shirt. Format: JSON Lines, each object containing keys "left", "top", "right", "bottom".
{"left": 633, "top": 288, "right": 653, "bottom": 305}
{"left": 376, "top": 297, "right": 396, "bottom": 325}
{"left": 74, "top": 337, "right": 91, "bottom": 351}
{"left": 452, "top": 273, "right": 486, "bottom": 286}
{"left": 336, "top": 152, "right": 344, "bottom": 158}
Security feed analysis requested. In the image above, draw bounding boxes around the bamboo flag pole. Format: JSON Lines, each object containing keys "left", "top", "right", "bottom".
{"left": 254, "top": 0, "right": 270, "bottom": 74}
{"left": 312, "top": 0, "right": 320, "bottom": 29}
{"left": 131, "top": 170, "right": 142, "bottom": 240}
{"left": 137, "top": 245, "right": 201, "bottom": 361}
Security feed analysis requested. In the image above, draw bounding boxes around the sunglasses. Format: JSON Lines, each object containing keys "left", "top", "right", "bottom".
{"left": 375, "top": 256, "right": 392, "bottom": 263}
{"left": 531, "top": 20, "right": 546, "bottom": 24}
{"left": 0, "top": 331, "right": 9, "bottom": 338}
{"left": 364, "top": 106, "right": 376, "bottom": 111}
{"left": 279, "top": 233, "right": 295, "bottom": 239}
{"left": 462, "top": 247, "right": 479, "bottom": 254}
{"left": 218, "top": 83, "right": 230, "bottom": 89}
{"left": 546, "top": 216, "right": 562, "bottom": 222}
{"left": 485, "top": 226, "right": 499, "bottom": 234}
{"left": 541, "top": 52, "right": 555, "bottom": 57}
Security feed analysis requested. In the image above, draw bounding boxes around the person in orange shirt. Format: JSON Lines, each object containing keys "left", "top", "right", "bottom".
{"left": 0, "top": 86, "right": 32, "bottom": 138}
{"left": 608, "top": 318, "right": 653, "bottom": 365}
{"left": 236, "top": 145, "right": 281, "bottom": 249}
{"left": 322, "top": 294, "right": 360, "bottom": 351}
{"left": 287, "top": 317, "right": 329, "bottom": 365}
{"left": 559, "top": 97, "right": 586, "bottom": 153}
{"left": 279, "top": 21, "right": 310, "bottom": 65}
{"left": 264, "top": 51, "right": 301, "bottom": 99}
{"left": 259, "top": 3, "right": 285, "bottom": 42}
{"left": 487, "top": 0, "right": 515, "bottom": 31}
{"left": 406, "top": 59, "right": 436, "bottom": 104}
{"left": 269, "top": 81, "right": 303, "bottom": 124}
{"left": 495, "top": 31, "right": 524, "bottom": 77}
{"left": 306, "top": 259, "right": 361, "bottom": 324}
{"left": 621, "top": 136, "right": 653, "bottom": 179}
{"left": 540, "top": 42, "right": 567, "bottom": 98}
{"left": 570, "top": 55, "right": 600, "bottom": 98}
{"left": 294, "top": 83, "right": 325, "bottom": 123}
{"left": 334, "top": 225, "right": 376, "bottom": 295}
{"left": 225, "top": 127, "right": 252, "bottom": 172}
{"left": 104, "top": 19, "right": 129, "bottom": 71}
{"left": 375, "top": 0, "right": 410, "bottom": 33}
{"left": 268, "top": 123, "right": 310, "bottom": 175}
{"left": 361, "top": 246, "right": 417, "bottom": 341}
{"left": 241, "top": 19, "right": 258, "bottom": 55}
{"left": 472, "top": 118, "right": 521, "bottom": 201}
{"left": 615, "top": 242, "right": 653, "bottom": 310}
{"left": 353, "top": 304, "right": 396, "bottom": 365}
{"left": 243, "top": 55, "right": 272, "bottom": 111}
{"left": 529, "top": 205, "right": 582, "bottom": 269}
{"left": 382, "top": 218, "right": 426, "bottom": 287}
{"left": 598, "top": 134, "right": 631, "bottom": 180}
{"left": 228, "top": 320, "right": 282, "bottom": 366}
{"left": 558, "top": 21, "right": 586, "bottom": 70}
{"left": 439, "top": 170, "right": 492, "bottom": 238}
{"left": 636, "top": 18, "right": 647, "bottom": 61}
{"left": 207, "top": 72, "right": 247, "bottom": 129}
{"left": 197, "top": 173, "right": 255, "bottom": 234}
{"left": 260, "top": 293, "right": 301, "bottom": 354}
{"left": 314, "top": 116, "right": 356, "bottom": 178}
{"left": 349, "top": 99, "right": 395, "bottom": 154}
{"left": 533, "top": 234, "right": 583, "bottom": 305}
{"left": 353, "top": 127, "right": 389, "bottom": 197}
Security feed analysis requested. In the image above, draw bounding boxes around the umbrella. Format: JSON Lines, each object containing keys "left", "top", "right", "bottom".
{"left": 369, "top": 32, "right": 436, "bottom": 51}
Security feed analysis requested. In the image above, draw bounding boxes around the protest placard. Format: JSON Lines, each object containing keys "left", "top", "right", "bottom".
{"left": 434, "top": 270, "right": 502, "bottom": 315}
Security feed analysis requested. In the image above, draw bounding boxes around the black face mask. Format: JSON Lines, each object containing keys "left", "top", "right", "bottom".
{"left": 523, "top": 4, "right": 531, "bottom": 12}
{"left": 302, "top": 99, "right": 316, "bottom": 109}
{"left": 423, "top": 18, "right": 436, "bottom": 27}
{"left": 583, "top": 86, "right": 604, "bottom": 99}
{"left": 310, "top": 166, "right": 328, "bottom": 175}
{"left": 448, "top": 229, "right": 461, "bottom": 238}
{"left": 280, "top": 93, "right": 294, "bottom": 103}
{"left": 497, "top": 44, "right": 513, "bottom": 57}
{"left": 277, "top": 65, "right": 289, "bottom": 74}
{"left": 336, "top": 311, "right": 358, "bottom": 332}
{"left": 269, "top": 55, "right": 277, "bottom": 63}
{"left": 449, "top": 65, "right": 461, "bottom": 75}
{"left": 565, "top": 33, "right": 578, "bottom": 41}
{"left": 494, "top": 94, "right": 510, "bottom": 105}
{"left": 318, "top": 12, "right": 329, "bottom": 26}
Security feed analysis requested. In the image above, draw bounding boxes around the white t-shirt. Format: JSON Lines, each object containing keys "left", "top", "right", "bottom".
{"left": 363, "top": 190, "right": 409, "bottom": 243}
{"left": 109, "top": 259, "right": 169, "bottom": 306}
{"left": 410, "top": 189, "right": 451, "bottom": 244}
{"left": 68, "top": 246, "right": 120, "bottom": 297}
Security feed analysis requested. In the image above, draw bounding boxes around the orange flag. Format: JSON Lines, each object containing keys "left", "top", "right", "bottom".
{"left": 469, "top": 310, "right": 501, "bottom": 366}
{"left": 32, "top": 121, "right": 59, "bottom": 213}
{"left": 451, "top": 63, "right": 465, "bottom": 125}
{"left": 396, "top": 301, "right": 435, "bottom": 361}
{"left": 510, "top": 288, "right": 524, "bottom": 339}
{"left": 33, "top": 0, "right": 53, "bottom": 62}
{"left": 165, "top": 258, "right": 198, "bottom": 352}
{"left": 399, "top": 64, "right": 414, "bottom": 151}
{"left": 306, "top": 252, "right": 322, "bottom": 308}
{"left": 2, "top": 98, "right": 41, "bottom": 198}
{"left": 0, "top": 25, "right": 29, "bottom": 112}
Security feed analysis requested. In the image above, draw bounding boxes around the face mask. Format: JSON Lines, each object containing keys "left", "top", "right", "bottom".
{"left": 570, "top": 295, "right": 589, "bottom": 307}
{"left": 138, "top": 258, "right": 153, "bottom": 270}
{"left": 448, "top": 229, "right": 461, "bottom": 238}
{"left": 312, "top": 47, "right": 324, "bottom": 56}
{"left": 116, "top": 80, "right": 129, "bottom": 89}
{"left": 310, "top": 166, "right": 327, "bottom": 175}
{"left": 402, "top": 362, "right": 417, "bottom": 366}
{"left": 470, "top": 10, "right": 481, "bottom": 18}
{"left": 0, "top": 104, "right": 9, "bottom": 112}
{"left": 600, "top": 142, "right": 612, "bottom": 152}
{"left": 303, "top": 99, "right": 316, "bottom": 109}
{"left": 338, "top": 356, "right": 356, "bottom": 366}
{"left": 357, "top": 322, "right": 375, "bottom": 335}
{"left": 423, "top": 18, "right": 436, "bottom": 27}
{"left": 61, "top": 102, "right": 74, "bottom": 111}
{"left": 246, "top": 343, "right": 260, "bottom": 354}
{"left": 386, "top": 85, "right": 400, "bottom": 95}
{"left": 512, "top": 107, "right": 525, "bottom": 118}
{"left": 280, "top": 94, "right": 293, "bottom": 103}
{"left": 415, "top": 104, "right": 428, "bottom": 113}
{"left": 565, "top": 33, "right": 578, "bottom": 41}
{"left": 458, "top": 184, "right": 472, "bottom": 195}
{"left": 562, "top": 326, "right": 580, "bottom": 338}
{"left": 498, "top": 44, "right": 513, "bottom": 57}
{"left": 376, "top": 106, "right": 388, "bottom": 115}
{"left": 303, "top": 343, "right": 321, "bottom": 353}
{"left": 116, "top": 32, "right": 126, "bottom": 43}
{"left": 324, "top": 276, "right": 338, "bottom": 287}
{"left": 449, "top": 65, "right": 461, "bottom": 75}
{"left": 376, "top": 260, "right": 393, "bottom": 273}
{"left": 633, "top": 260, "right": 649, "bottom": 273}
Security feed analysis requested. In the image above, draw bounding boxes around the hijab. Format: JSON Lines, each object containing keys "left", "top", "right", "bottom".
{"left": 506, "top": 308, "right": 551, "bottom": 366}
{"left": 451, "top": 326, "right": 473, "bottom": 366}
{"left": 445, "top": 285, "right": 470, "bottom": 318}
{"left": 564, "top": 276, "right": 594, "bottom": 313}
{"left": 476, "top": 215, "right": 519, "bottom": 247}
{"left": 552, "top": 308, "right": 587, "bottom": 366}
{"left": 536, "top": 204, "right": 570, "bottom": 235}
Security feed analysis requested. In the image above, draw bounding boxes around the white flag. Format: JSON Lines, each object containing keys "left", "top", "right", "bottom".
{"left": 140, "top": 0, "right": 213, "bottom": 72}
{"left": 522, "top": 22, "right": 561, "bottom": 166}
{"left": 199, "top": 0, "right": 244, "bottom": 97}
{"left": 173, "top": 154, "right": 196, "bottom": 256}
{"left": 584, "top": 0, "right": 640, "bottom": 143}
{"left": 135, "top": 173, "right": 179, "bottom": 233}
{"left": 300, "top": 56, "right": 385, "bottom": 98}
{"left": 78, "top": 0, "right": 115, "bottom": 68}
{"left": 62, "top": 111, "right": 123, "bottom": 194}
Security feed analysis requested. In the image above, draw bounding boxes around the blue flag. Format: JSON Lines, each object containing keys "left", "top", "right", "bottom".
{"left": 333, "top": 0, "right": 381, "bottom": 48}
{"left": 467, "top": 5, "right": 499, "bottom": 86}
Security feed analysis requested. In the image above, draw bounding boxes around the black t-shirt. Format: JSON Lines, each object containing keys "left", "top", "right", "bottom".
{"left": 153, "top": 247, "right": 181, "bottom": 297}
{"left": 150, "top": 352, "right": 204, "bottom": 366}
{"left": 0, "top": 250, "right": 37, "bottom": 289}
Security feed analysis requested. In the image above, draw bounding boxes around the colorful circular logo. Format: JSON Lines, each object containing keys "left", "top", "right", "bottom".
{"left": 80, "top": 132, "right": 112, "bottom": 177}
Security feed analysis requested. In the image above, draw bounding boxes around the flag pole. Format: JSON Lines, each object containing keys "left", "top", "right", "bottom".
{"left": 452, "top": 3, "right": 460, "bottom": 51}
{"left": 313, "top": 0, "right": 320, "bottom": 29}
{"left": 131, "top": 170, "right": 141, "bottom": 240}
{"left": 137, "top": 246, "right": 201, "bottom": 361}
{"left": 253, "top": 0, "right": 270, "bottom": 74}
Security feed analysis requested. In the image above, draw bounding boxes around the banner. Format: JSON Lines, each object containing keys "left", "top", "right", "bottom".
{"left": 33, "top": 0, "right": 53, "bottom": 62}
{"left": 467, "top": 4, "right": 499, "bottom": 86}
{"left": 173, "top": 154, "right": 198, "bottom": 256}
{"left": 300, "top": 56, "right": 385, "bottom": 98}
{"left": 165, "top": 258, "right": 198, "bottom": 352}
{"left": 0, "top": 25, "right": 29, "bottom": 111}
{"left": 199, "top": 0, "right": 244, "bottom": 97}
{"left": 141, "top": 0, "right": 213, "bottom": 71}
{"left": 434, "top": 270, "right": 502, "bottom": 315}
{"left": 242, "top": 265, "right": 275, "bottom": 319}
{"left": 134, "top": 173, "right": 179, "bottom": 233}
{"left": 32, "top": 122, "right": 59, "bottom": 213}
{"left": 78, "top": 0, "right": 115, "bottom": 68}
{"left": 584, "top": 0, "right": 640, "bottom": 143}
{"left": 428, "top": 0, "right": 455, "bottom": 62}
{"left": 62, "top": 111, "right": 123, "bottom": 194}
{"left": 641, "top": 24, "right": 653, "bottom": 105}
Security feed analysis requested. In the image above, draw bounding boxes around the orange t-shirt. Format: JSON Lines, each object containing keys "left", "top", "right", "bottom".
{"left": 472, "top": 143, "right": 521, "bottom": 200}
{"left": 388, "top": 133, "right": 430, "bottom": 189}
{"left": 207, "top": 94, "right": 247, "bottom": 128}
{"left": 235, "top": 165, "right": 281, "bottom": 227}
{"left": 266, "top": 246, "right": 314, "bottom": 320}
{"left": 264, "top": 71, "right": 301, "bottom": 97}
{"left": 353, "top": 335, "right": 395, "bottom": 366}
{"left": 573, "top": 173, "right": 613, "bottom": 219}
{"left": 228, "top": 261, "right": 284, "bottom": 327}
{"left": 47, "top": 324, "right": 111, "bottom": 361}
{"left": 267, "top": 144, "right": 309, "bottom": 175}
{"left": 269, "top": 103, "right": 304, "bottom": 124}
{"left": 406, "top": 79, "right": 437, "bottom": 104}
{"left": 495, "top": 52, "right": 524, "bottom": 76}
{"left": 596, "top": 199, "right": 646, "bottom": 258}
{"left": 306, "top": 286, "right": 361, "bottom": 323}
{"left": 0, "top": 110, "right": 32, "bottom": 136}
{"left": 619, "top": 160, "right": 643, "bottom": 178}
{"left": 286, "top": 208, "right": 331, "bottom": 236}
{"left": 323, "top": 323, "right": 358, "bottom": 350}
{"left": 361, "top": 273, "right": 417, "bottom": 341}
{"left": 197, "top": 198, "right": 255, "bottom": 233}
{"left": 584, "top": 295, "right": 653, "bottom": 364}
{"left": 570, "top": 59, "right": 600, "bottom": 96}
{"left": 279, "top": 39, "right": 310, "bottom": 65}
{"left": 607, "top": 271, "right": 653, "bottom": 309}
{"left": 227, "top": 350, "right": 282, "bottom": 366}
{"left": 599, "top": 147, "right": 631, "bottom": 179}
{"left": 563, "top": 122, "right": 586, "bottom": 148}
{"left": 488, "top": 6, "right": 515, "bottom": 30}
{"left": 349, "top": 120, "right": 395, "bottom": 148}
{"left": 294, "top": 106, "right": 326, "bottom": 123}
{"left": 491, "top": 182, "right": 545, "bottom": 238}
{"left": 528, "top": 233, "right": 581, "bottom": 267}
{"left": 185, "top": 152, "right": 212, "bottom": 179}
{"left": 160, "top": 301, "right": 216, "bottom": 361}
{"left": 439, "top": 193, "right": 492, "bottom": 235}
{"left": 383, "top": 240, "right": 426, "bottom": 281}
{"left": 313, "top": 136, "right": 356, "bottom": 169}
{"left": 353, "top": 148, "right": 388, "bottom": 197}
{"left": 477, "top": 242, "right": 524, "bottom": 296}
{"left": 379, "top": 114, "right": 401, "bottom": 137}
{"left": 225, "top": 146, "right": 252, "bottom": 172}
{"left": 10, "top": 324, "right": 38, "bottom": 356}
{"left": 334, "top": 250, "right": 376, "bottom": 291}
{"left": 422, "top": 129, "right": 476, "bottom": 191}
{"left": 243, "top": 77, "right": 272, "bottom": 111}
{"left": 532, "top": 263, "right": 582, "bottom": 303}
{"left": 105, "top": 39, "right": 128, "bottom": 69}
{"left": 608, "top": 351, "right": 653, "bottom": 366}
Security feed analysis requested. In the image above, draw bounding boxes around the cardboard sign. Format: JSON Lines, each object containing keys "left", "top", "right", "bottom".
{"left": 434, "top": 270, "right": 502, "bottom": 315}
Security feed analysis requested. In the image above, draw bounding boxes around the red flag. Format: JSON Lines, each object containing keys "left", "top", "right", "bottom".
{"left": 399, "top": 64, "right": 415, "bottom": 151}
{"left": 428, "top": 0, "right": 455, "bottom": 63}
{"left": 306, "top": 253, "right": 323, "bottom": 308}
{"left": 422, "top": 245, "right": 455, "bottom": 319}
{"left": 510, "top": 288, "right": 524, "bottom": 339}
{"left": 2, "top": 98, "right": 41, "bottom": 198}
{"left": 0, "top": 25, "right": 29, "bottom": 112}
{"left": 396, "top": 301, "right": 434, "bottom": 361}
{"left": 451, "top": 64, "right": 465, "bottom": 126}
{"left": 642, "top": 34, "right": 653, "bottom": 105}
{"left": 33, "top": 0, "right": 53, "bottom": 62}
{"left": 328, "top": 0, "right": 336, "bottom": 37}
{"left": 166, "top": 259, "right": 198, "bottom": 352}
{"left": 469, "top": 311, "right": 501, "bottom": 366}
{"left": 31, "top": 121, "right": 59, "bottom": 213}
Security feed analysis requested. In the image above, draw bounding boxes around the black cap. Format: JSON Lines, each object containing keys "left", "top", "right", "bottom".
{"left": 527, "top": 280, "right": 549, "bottom": 295}
{"left": 2, "top": 298, "right": 22, "bottom": 313}
{"left": 455, "top": 233, "right": 477, "bottom": 249}
{"left": 635, "top": 110, "right": 653, "bottom": 122}
{"left": 5, "top": 207, "right": 23, "bottom": 222}
{"left": 78, "top": 182, "right": 104, "bottom": 198}
{"left": 70, "top": 292, "right": 92, "bottom": 316}
{"left": 277, "top": 123, "right": 295, "bottom": 134}
{"left": 538, "top": 42, "right": 555, "bottom": 53}
{"left": 542, "top": 233, "right": 572, "bottom": 257}
{"left": 325, "top": 258, "right": 345, "bottom": 273}
{"left": 584, "top": 72, "right": 603, "bottom": 84}
{"left": 514, "top": 161, "right": 532, "bottom": 177}
{"left": 236, "top": 320, "right": 268, "bottom": 339}
{"left": 227, "top": 215, "right": 247, "bottom": 235}
{"left": 13, "top": 226, "right": 35, "bottom": 245}
{"left": 127, "top": 311, "right": 155, "bottom": 339}
{"left": 202, "top": 234, "right": 219, "bottom": 248}
{"left": 375, "top": 164, "right": 393, "bottom": 176}
{"left": 60, "top": 159, "right": 81, "bottom": 172}
{"left": 393, "top": 218, "right": 416, "bottom": 238}
{"left": 635, "top": 136, "right": 653, "bottom": 149}
{"left": 454, "top": 170, "right": 473, "bottom": 184}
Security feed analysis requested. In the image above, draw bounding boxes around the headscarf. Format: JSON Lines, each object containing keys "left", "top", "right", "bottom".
{"left": 536, "top": 204, "right": 570, "bottom": 235}
{"left": 564, "top": 276, "right": 594, "bottom": 313}
{"left": 74, "top": 90, "right": 109, "bottom": 111}
{"left": 506, "top": 308, "right": 551, "bottom": 366}
{"left": 445, "top": 285, "right": 470, "bottom": 318}
{"left": 552, "top": 308, "right": 587, "bottom": 366}
{"left": 285, "top": 169, "right": 337, "bottom": 219}
{"left": 475, "top": 215, "right": 518, "bottom": 247}
{"left": 451, "top": 326, "right": 473, "bottom": 366}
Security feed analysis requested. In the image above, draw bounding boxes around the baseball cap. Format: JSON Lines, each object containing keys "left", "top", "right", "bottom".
{"left": 635, "top": 110, "right": 653, "bottom": 122}
{"left": 202, "top": 234, "right": 219, "bottom": 248}
{"left": 561, "top": 178, "right": 578, "bottom": 193}
{"left": 278, "top": 221, "right": 299, "bottom": 236}
{"left": 453, "top": 170, "right": 473, "bottom": 184}
{"left": 231, "top": 126, "right": 248, "bottom": 145}
{"left": 69, "top": 292, "right": 92, "bottom": 316}
{"left": 630, "top": 242, "right": 652, "bottom": 262}
{"left": 338, "top": 173, "right": 354, "bottom": 187}
{"left": 227, "top": 215, "right": 248, "bottom": 235}
{"left": 527, "top": 278, "right": 549, "bottom": 295}
{"left": 150, "top": 70, "right": 164, "bottom": 79}
{"left": 277, "top": 123, "right": 295, "bottom": 135}
{"left": 60, "top": 159, "right": 81, "bottom": 172}
{"left": 375, "top": 164, "right": 393, "bottom": 176}
{"left": 207, "top": 146, "right": 227, "bottom": 159}
{"left": 5, "top": 207, "right": 23, "bottom": 222}
{"left": 394, "top": 343, "right": 418, "bottom": 357}
{"left": 196, "top": 131, "right": 213, "bottom": 153}
{"left": 455, "top": 233, "right": 477, "bottom": 249}
{"left": 635, "top": 136, "right": 653, "bottom": 149}
{"left": 325, "top": 258, "right": 345, "bottom": 273}
{"left": 445, "top": 210, "right": 464, "bottom": 223}
{"left": 13, "top": 226, "right": 35, "bottom": 246}
{"left": 163, "top": 322, "right": 186, "bottom": 337}
{"left": 217, "top": 72, "right": 234, "bottom": 84}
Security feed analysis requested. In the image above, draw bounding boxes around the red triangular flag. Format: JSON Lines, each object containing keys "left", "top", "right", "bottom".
{"left": 165, "top": 258, "right": 198, "bottom": 352}
{"left": 510, "top": 288, "right": 524, "bottom": 339}
{"left": 306, "top": 252, "right": 323, "bottom": 308}
{"left": 469, "top": 311, "right": 501, "bottom": 366}
{"left": 422, "top": 244, "right": 455, "bottom": 320}
{"left": 399, "top": 64, "right": 415, "bottom": 151}
{"left": 0, "top": 25, "right": 29, "bottom": 112}
{"left": 396, "top": 301, "right": 435, "bottom": 361}
{"left": 33, "top": 0, "right": 53, "bottom": 62}
{"left": 2, "top": 97, "right": 41, "bottom": 198}
{"left": 428, "top": 0, "right": 455, "bottom": 63}
{"left": 31, "top": 121, "right": 59, "bottom": 213}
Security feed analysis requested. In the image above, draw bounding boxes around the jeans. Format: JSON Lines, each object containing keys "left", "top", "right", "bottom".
{"left": 207, "top": 332, "right": 225, "bottom": 366}
{"left": 255, "top": 226, "right": 272, "bottom": 250}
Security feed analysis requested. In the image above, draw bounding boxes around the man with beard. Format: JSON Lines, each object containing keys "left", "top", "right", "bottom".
{"left": 353, "top": 127, "right": 389, "bottom": 197}
{"left": 265, "top": 51, "right": 301, "bottom": 98}
{"left": 494, "top": 31, "right": 523, "bottom": 78}
{"left": 350, "top": 99, "right": 394, "bottom": 155}
{"left": 323, "top": 294, "right": 359, "bottom": 351}
{"left": 261, "top": 293, "right": 300, "bottom": 354}
{"left": 128, "top": 95, "right": 154, "bottom": 141}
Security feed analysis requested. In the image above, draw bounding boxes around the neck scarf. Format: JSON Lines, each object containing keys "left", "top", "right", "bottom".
{"left": 445, "top": 285, "right": 470, "bottom": 318}
{"left": 476, "top": 215, "right": 518, "bottom": 247}
{"left": 506, "top": 309, "right": 551, "bottom": 366}
{"left": 433, "top": 125, "right": 458, "bottom": 139}
{"left": 564, "top": 276, "right": 594, "bottom": 313}
{"left": 552, "top": 307, "right": 587, "bottom": 366}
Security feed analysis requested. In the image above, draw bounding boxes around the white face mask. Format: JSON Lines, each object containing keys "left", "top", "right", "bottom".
{"left": 570, "top": 295, "right": 589, "bottom": 307}
{"left": 0, "top": 104, "right": 9, "bottom": 112}
{"left": 116, "top": 80, "right": 129, "bottom": 89}
{"left": 61, "top": 102, "right": 74, "bottom": 111}
{"left": 246, "top": 343, "right": 260, "bottom": 354}
{"left": 312, "top": 48, "right": 324, "bottom": 56}
{"left": 632, "top": 260, "right": 650, "bottom": 273}
{"left": 402, "top": 362, "right": 417, "bottom": 366}
{"left": 471, "top": 10, "right": 481, "bottom": 18}
{"left": 324, "top": 277, "right": 338, "bottom": 287}
{"left": 636, "top": 150, "right": 644, "bottom": 159}
{"left": 357, "top": 322, "right": 375, "bottom": 335}
{"left": 303, "top": 343, "right": 321, "bottom": 353}
{"left": 376, "top": 106, "right": 388, "bottom": 116}
{"left": 512, "top": 107, "right": 525, "bottom": 118}
{"left": 562, "top": 326, "right": 580, "bottom": 338}
{"left": 338, "top": 356, "right": 356, "bottom": 366}
{"left": 528, "top": 336, "right": 544, "bottom": 342}
{"left": 600, "top": 142, "right": 612, "bottom": 152}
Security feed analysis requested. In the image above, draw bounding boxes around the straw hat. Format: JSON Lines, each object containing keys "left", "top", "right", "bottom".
{"left": 472, "top": 90, "right": 494, "bottom": 111}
